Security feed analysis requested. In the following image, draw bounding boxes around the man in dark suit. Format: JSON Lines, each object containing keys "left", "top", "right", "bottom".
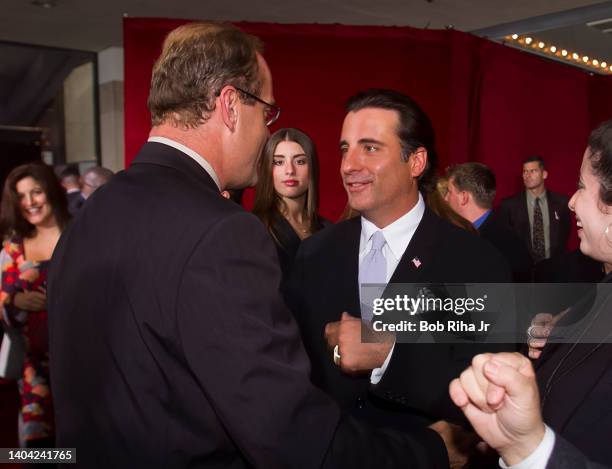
{"left": 445, "top": 162, "right": 532, "bottom": 281}
{"left": 450, "top": 352, "right": 610, "bottom": 469}
{"left": 286, "top": 90, "right": 512, "bottom": 436}
{"left": 59, "top": 166, "right": 84, "bottom": 216}
{"left": 48, "top": 23, "right": 453, "bottom": 469}
{"left": 498, "top": 156, "right": 571, "bottom": 263}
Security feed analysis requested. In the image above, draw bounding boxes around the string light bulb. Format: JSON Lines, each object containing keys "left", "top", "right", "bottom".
{"left": 505, "top": 35, "right": 611, "bottom": 74}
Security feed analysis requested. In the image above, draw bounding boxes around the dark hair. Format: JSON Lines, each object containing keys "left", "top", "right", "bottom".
{"left": 523, "top": 155, "right": 545, "bottom": 169}
{"left": 253, "top": 128, "right": 321, "bottom": 235}
{"left": 587, "top": 119, "right": 612, "bottom": 206}
{"left": 0, "top": 163, "right": 70, "bottom": 239}
{"left": 148, "top": 22, "right": 263, "bottom": 128}
{"left": 346, "top": 89, "right": 438, "bottom": 193}
{"left": 446, "top": 162, "right": 496, "bottom": 209}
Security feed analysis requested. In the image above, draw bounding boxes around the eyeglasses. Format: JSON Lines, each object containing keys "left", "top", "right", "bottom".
{"left": 235, "top": 87, "right": 281, "bottom": 127}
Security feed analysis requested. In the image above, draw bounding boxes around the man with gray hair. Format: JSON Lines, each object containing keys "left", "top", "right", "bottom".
{"left": 81, "top": 166, "right": 114, "bottom": 199}
{"left": 445, "top": 162, "right": 532, "bottom": 280}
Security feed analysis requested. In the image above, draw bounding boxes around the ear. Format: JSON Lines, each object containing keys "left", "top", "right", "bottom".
{"left": 460, "top": 190, "right": 470, "bottom": 207}
{"left": 409, "top": 147, "right": 428, "bottom": 178}
{"left": 543, "top": 169, "right": 548, "bottom": 180}
{"left": 218, "top": 85, "right": 239, "bottom": 131}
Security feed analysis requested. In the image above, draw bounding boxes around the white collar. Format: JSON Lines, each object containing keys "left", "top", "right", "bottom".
{"left": 147, "top": 136, "right": 221, "bottom": 190}
{"left": 360, "top": 192, "right": 425, "bottom": 260}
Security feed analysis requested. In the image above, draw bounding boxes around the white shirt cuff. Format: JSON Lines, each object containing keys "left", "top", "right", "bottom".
{"left": 499, "top": 425, "right": 555, "bottom": 469}
{"left": 370, "top": 342, "right": 395, "bottom": 384}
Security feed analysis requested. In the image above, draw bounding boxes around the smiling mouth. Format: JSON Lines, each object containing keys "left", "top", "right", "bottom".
{"left": 283, "top": 180, "right": 298, "bottom": 186}
{"left": 345, "top": 181, "right": 372, "bottom": 192}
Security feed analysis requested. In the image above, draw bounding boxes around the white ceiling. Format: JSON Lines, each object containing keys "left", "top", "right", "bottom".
{"left": 0, "top": 0, "right": 609, "bottom": 52}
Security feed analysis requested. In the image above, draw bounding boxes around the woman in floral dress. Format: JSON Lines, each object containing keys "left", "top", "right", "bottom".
{"left": 0, "top": 163, "right": 70, "bottom": 447}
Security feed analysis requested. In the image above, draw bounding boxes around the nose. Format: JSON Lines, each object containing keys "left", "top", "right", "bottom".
{"left": 22, "top": 194, "right": 33, "bottom": 207}
{"left": 568, "top": 190, "right": 577, "bottom": 212}
{"left": 285, "top": 161, "right": 295, "bottom": 175}
{"left": 341, "top": 148, "right": 361, "bottom": 175}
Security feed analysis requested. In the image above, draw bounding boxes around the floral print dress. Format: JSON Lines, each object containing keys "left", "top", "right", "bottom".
{"left": 0, "top": 238, "right": 53, "bottom": 442}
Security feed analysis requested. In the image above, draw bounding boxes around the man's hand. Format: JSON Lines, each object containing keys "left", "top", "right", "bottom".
{"left": 13, "top": 289, "right": 46, "bottom": 312}
{"left": 324, "top": 312, "right": 393, "bottom": 374}
{"left": 527, "top": 309, "right": 568, "bottom": 359}
{"left": 430, "top": 420, "right": 478, "bottom": 469}
{"left": 449, "top": 352, "right": 545, "bottom": 466}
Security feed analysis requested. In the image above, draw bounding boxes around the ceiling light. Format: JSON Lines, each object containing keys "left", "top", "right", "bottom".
{"left": 511, "top": 34, "right": 518, "bottom": 40}
{"left": 525, "top": 37, "right": 533, "bottom": 45}
{"left": 593, "top": 59, "right": 599, "bottom": 66}
{"left": 573, "top": 53, "right": 580, "bottom": 60}
{"left": 550, "top": 46, "right": 557, "bottom": 53}
{"left": 561, "top": 49, "right": 568, "bottom": 57}
{"left": 602, "top": 62, "right": 608, "bottom": 68}
{"left": 583, "top": 56, "right": 589, "bottom": 63}
{"left": 538, "top": 42, "right": 545, "bottom": 48}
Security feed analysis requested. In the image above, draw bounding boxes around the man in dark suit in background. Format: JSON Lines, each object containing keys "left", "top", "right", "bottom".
{"left": 286, "top": 90, "right": 512, "bottom": 437}
{"left": 48, "top": 23, "right": 455, "bottom": 469}
{"left": 498, "top": 156, "right": 570, "bottom": 263}
{"left": 445, "top": 162, "right": 532, "bottom": 281}
{"left": 59, "top": 165, "right": 83, "bottom": 216}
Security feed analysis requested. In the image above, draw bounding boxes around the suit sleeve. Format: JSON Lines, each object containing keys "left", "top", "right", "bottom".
{"left": 546, "top": 434, "right": 609, "bottom": 469}
{"left": 176, "top": 212, "right": 448, "bottom": 469}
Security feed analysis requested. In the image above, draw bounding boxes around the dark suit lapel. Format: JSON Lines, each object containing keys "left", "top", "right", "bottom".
{"left": 388, "top": 208, "right": 438, "bottom": 284}
{"left": 547, "top": 192, "right": 561, "bottom": 254}
{"left": 337, "top": 218, "right": 362, "bottom": 319}
{"left": 518, "top": 192, "right": 532, "bottom": 251}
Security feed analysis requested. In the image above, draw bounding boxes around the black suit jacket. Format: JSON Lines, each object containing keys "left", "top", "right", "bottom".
{"left": 547, "top": 434, "right": 610, "bottom": 469}
{"left": 48, "top": 142, "right": 448, "bottom": 469}
{"left": 66, "top": 190, "right": 84, "bottom": 216}
{"left": 286, "top": 208, "right": 513, "bottom": 431}
{"left": 536, "top": 275, "right": 612, "bottom": 467}
{"left": 498, "top": 190, "right": 571, "bottom": 260}
{"left": 478, "top": 212, "right": 533, "bottom": 281}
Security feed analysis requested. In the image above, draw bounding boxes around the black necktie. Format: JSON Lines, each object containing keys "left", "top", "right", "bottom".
{"left": 532, "top": 197, "right": 545, "bottom": 261}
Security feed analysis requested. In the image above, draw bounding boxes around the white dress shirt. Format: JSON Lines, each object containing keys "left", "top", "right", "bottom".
{"left": 147, "top": 136, "right": 221, "bottom": 190}
{"left": 359, "top": 193, "right": 425, "bottom": 384}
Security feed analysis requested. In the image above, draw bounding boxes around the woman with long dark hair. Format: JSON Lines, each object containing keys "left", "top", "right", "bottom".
{"left": 253, "top": 128, "right": 329, "bottom": 277}
{"left": 0, "top": 163, "right": 70, "bottom": 447}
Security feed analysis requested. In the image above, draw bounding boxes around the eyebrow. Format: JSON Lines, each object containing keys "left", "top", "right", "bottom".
{"left": 273, "top": 153, "right": 307, "bottom": 158}
{"left": 339, "top": 138, "right": 386, "bottom": 147}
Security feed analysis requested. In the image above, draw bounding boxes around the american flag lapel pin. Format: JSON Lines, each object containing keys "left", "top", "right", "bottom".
{"left": 412, "top": 257, "right": 422, "bottom": 268}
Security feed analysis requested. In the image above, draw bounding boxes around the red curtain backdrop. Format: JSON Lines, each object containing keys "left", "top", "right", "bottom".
{"left": 124, "top": 18, "right": 612, "bottom": 226}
